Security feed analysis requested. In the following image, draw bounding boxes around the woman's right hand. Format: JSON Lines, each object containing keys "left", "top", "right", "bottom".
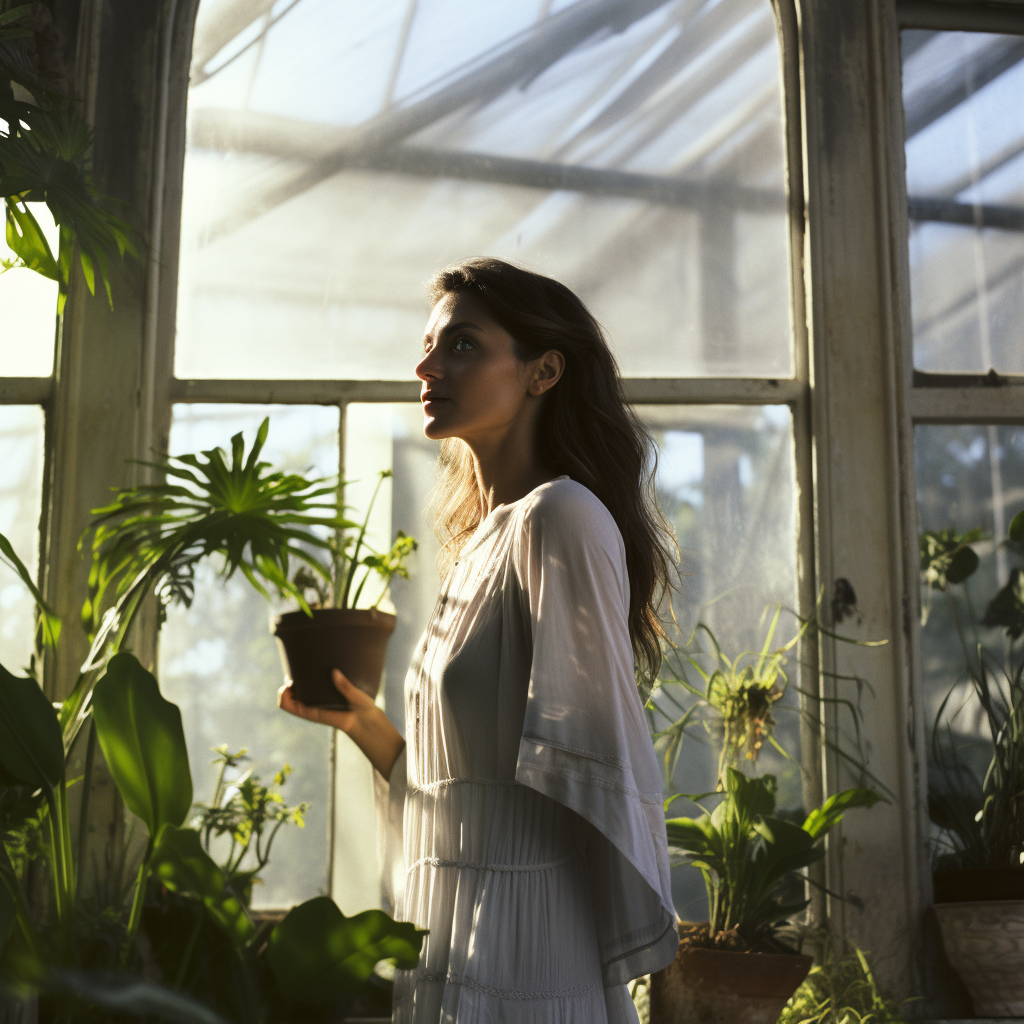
{"left": 277, "top": 669, "right": 405, "bottom": 780}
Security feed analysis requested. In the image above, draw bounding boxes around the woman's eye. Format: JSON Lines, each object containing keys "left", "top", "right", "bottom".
{"left": 452, "top": 337, "right": 474, "bottom": 352}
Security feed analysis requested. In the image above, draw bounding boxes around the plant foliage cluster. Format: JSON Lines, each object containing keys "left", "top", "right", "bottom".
{"left": 922, "top": 509, "right": 1024, "bottom": 871}
{"left": 777, "top": 941, "right": 910, "bottom": 1024}
{"left": 0, "top": 3, "right": 136, "bottom": 309}
{"left": 0, "top": 419, "right": 425, "bottom": 1021}
{"left": 649, "top": 604, "right": 886, "bottom": 953}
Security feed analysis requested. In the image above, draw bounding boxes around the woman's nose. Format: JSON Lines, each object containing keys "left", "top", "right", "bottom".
{"left": 415, "top": 348, "right": 441, "bottom": 381}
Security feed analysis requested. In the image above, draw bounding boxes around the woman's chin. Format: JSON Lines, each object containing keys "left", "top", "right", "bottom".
{"left": 422, "top": 417, "right": 454, "bottom": 441}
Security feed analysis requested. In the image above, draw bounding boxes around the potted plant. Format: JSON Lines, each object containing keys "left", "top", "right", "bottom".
{"left": 655, "top": 768, "right": 880, "bottom": 1024}
{"left": 0, "top": 527, "right": 426, "bottom": 1023}
{"left": 920, "top": 511, "right": 1024, "bottom": 1016}
{"left": 647, "top": 608, "right": 886, "bottom": 1024}
{"left": 273, "top": 469, "right": 418, "bottom": 709}
{"left": 84, "top": 424, "right": 417, "bottom": 713}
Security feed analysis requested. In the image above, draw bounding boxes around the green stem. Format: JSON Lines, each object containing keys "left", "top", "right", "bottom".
{"left": 44, "top": 787, "right": 64, "bottom": 922}
{"left": 75, "top": 718, "right": 97, "bottom": 885}
{"left": 59, "top": 776, "right": 76, "bottom": 911}
{"left": 174, "top": 911, "right": 205, "bottom": 989}
{"left": 340, "top": 472, "right": 387, "bottom": 608}
{"left": 123, "top": 847, "right": 151, "bottom": 960}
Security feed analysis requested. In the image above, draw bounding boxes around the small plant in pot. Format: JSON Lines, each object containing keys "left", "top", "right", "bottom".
{"left": 274, "top": 469, "right": 418, "bottom": 710}
{"left": 921, "top": 511, "right": 1024, "bottom": 1016}
{"left": 647, "top": 608, "right": 886, "bottom": 1024}
{"left": 657, "top": 768, "right": 880, "bottom": 1024}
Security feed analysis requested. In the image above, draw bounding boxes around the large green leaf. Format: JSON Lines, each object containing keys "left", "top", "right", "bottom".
{"left": 267, "top": 896, "right": 425, "bottom": 1005}
{"left": 5, "top": 200, "right": 58, "bottom": 280}
{"left": 91, "top": 653, "right": 191, "bottom": 838}
{"left": 46, "top": 969, "right": 231, "bottom": 1024}
{"left": 802, "top": 787, "right": 884, "bottom": 840}
{"left": 982, "top": 568, "right": 1024, "bottom": 641}
{"left": 150, "top": 826, "right": 253, "bottom": 948}
{"left": 0, "top": 661, "right": 63, "bottom": 789}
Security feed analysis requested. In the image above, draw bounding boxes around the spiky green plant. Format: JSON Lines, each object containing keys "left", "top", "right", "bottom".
{"left": 79, "top": 417, "right": 352, "bottom": 652}
{"left": 649, "top": 603, "right": 888, "bottom": 796}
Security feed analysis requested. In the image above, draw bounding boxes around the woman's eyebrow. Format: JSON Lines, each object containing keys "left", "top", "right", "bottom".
{"left": 440, "top": 320, "right": 482, "bottom": 336}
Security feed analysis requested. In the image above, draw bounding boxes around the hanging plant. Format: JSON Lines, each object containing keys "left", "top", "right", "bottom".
{"left": 0, "top": 2, "right": 137, "bottom": 310}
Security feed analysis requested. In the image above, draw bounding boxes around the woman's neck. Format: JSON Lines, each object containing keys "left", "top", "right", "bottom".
{"left": 465, "top": 423, "right": 553, "bottom": 514}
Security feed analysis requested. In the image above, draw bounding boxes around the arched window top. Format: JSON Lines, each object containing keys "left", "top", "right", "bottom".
{"left": 178, "top": 0, "right": 790, "bottom": 377}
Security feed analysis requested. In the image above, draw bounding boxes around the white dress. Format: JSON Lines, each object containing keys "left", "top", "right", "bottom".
{"left": 375, "top": 478, "right": 678, "bottom": 1023}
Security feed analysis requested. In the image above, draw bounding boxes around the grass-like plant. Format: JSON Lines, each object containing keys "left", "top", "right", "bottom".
{"left": 650, "top": 603, "right": 890, "bottom": 797}
{"left": 777, "top": 941, "right": 911, "bottom": 1024}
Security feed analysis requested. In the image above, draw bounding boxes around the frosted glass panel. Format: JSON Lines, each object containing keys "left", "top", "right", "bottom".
{"left": 0, "top": 406, "right": 45, "bottom": 675}
{"left": 902, "top": 31, "right": 1024, "bottom": 373}
{"left": 158, "top": 404, "right": 339, "bottom": 909}
{"left": 0, "top": 210, "right": 58, "bottom": 376}
{"left": 177, "top": 0, "right": 791, "bottom": 379}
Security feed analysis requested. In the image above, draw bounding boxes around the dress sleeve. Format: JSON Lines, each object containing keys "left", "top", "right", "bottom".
{"left": 512, "top": 482, "right": 678, "bottom": 987}
{"left": 374, "top": 745, "right": 407, "bottom": 918}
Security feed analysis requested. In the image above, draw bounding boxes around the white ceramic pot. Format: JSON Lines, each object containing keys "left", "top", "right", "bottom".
{"left": 934, "top": 899, "right": 1024, "bottom": 1016}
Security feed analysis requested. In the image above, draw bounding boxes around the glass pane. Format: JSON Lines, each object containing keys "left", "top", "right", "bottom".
{"left": 0, "top": 406, "right": 45, "bottom": 674}
{"left": 902, "top": 31, "right": 1024, "bottom": 373}
{"left": 158, "top": 404, "right": 339, "bottom": 909}
{"left": 0, "top": 210, "right": 58, "bottom": 376}
{"left": 334, "top": 404, "right": 440, "bottom": 912}
{"left": 345, "top": 402, "right": 798, "bottom": 921}
{"left": 640, "top": 404, "right": 798, "bottom": 917}
{"left": 915, "top": 426, "right": 1024, "bottom": 806}
{"left": 177, "top": 0, "right": 792, "bottom": 380}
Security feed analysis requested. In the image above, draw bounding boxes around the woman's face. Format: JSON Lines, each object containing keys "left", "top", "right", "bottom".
{"left": 415, "top": 291, "right": 560, "bottom": 443}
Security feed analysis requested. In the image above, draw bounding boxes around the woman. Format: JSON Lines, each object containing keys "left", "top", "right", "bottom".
{"left": 279, "top": 258, "right": 678, "bottom": 1023}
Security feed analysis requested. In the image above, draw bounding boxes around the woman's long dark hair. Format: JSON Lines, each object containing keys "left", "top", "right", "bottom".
{"left": 427, "top": 257, "right": 674, "bottom": 682}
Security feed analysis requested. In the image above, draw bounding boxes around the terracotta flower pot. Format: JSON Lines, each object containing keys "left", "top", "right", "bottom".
{"left": 933, "top": 898, "right": 1024, "bottom": 1016}
{"left": 272, "top": 607, "right": 396, "bottom": 709}
{"left": 650, "top": 940, "right": 812, "bottom": 1024}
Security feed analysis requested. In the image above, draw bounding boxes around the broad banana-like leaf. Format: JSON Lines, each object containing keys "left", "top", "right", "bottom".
{"left": 150, "top": 826, "right": 253, "bottom": 948}
{"left": 802, "top": 787, "right": 883, "bottom": 840}
{"left": 267, "top": 896, "right": 425, "bottom": 1005}
{"left": 46, "top": 969, "right": 231, "bottom": 1024}
{"left": 0, "top": 661, "right": 63, "bottom": 789}
{"left": 91, "top": 653, "right": 191, "bottom": 838}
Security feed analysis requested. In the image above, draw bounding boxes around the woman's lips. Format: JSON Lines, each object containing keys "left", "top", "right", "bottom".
{"left": 422, "top": 396, "right": 448, "bottom": 409}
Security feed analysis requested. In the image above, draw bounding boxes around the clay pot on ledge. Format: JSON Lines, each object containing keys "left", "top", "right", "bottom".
{"left": 272, "top": 607, "right": 396, "bottom": 709}
{"left": 649, "top": 924, "right": 812, "bottom": 1024}
{"left": 932, "top": 866, "right": 1024, "bottom": 1017}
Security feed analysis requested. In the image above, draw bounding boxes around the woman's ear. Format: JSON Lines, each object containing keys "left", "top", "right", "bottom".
{"left": 528, "top": 350, "right": 565, "bottom": 396}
